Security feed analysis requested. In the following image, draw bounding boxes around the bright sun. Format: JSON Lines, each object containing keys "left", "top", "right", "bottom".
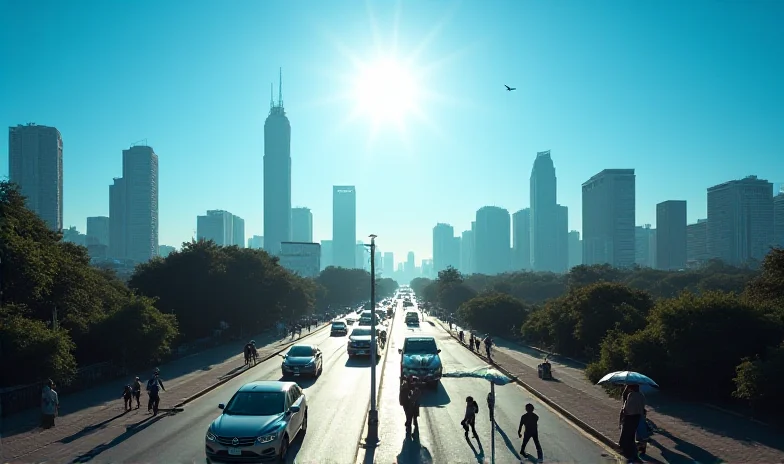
{"left": 353, "top": 59, "right": 419, "bottom": 126}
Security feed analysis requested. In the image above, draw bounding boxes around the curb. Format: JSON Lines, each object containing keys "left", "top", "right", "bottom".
{"left": 432, "top": 319, "right": 624, "bottom": 458}
{"left": 173, "top": 323, "right": 331, "bottom": 408}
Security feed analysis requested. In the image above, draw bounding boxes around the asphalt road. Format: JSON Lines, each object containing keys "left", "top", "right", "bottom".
{"left": 88, "top": 314, "right": 387, "bottom": 464}
{"left": 367, "top": 307, "right": 619, "bottom": 464}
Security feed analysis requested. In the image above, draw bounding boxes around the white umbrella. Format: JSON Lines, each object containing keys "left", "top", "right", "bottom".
{"left": 597, "top": 371, "right": 659, "bottom": 388}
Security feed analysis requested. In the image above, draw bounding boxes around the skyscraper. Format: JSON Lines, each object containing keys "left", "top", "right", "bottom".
{"left": 8, "top": 124, "right": 63, "bottom": 231}
{"left": 530, "top": 151, "right": 565, "bottom": 272}
{"left": 433, "top": 223, "right": 458, "bottom": 273}
{"left": 121, "top": 145, "right": 159, "bottom": 263}
{"left": 582, "top": 169, "right": 636, "bottom": 267}
{"left": 775, "top": 192, "right": 784, "bottom": 248}
{"left": 512, "top": 209, "right": 531, "bottom": 271}
{"left": 320, "top": 240, "right": 333, "bottom": 270}
{"left": 707, "top": 176, "right": 774, "bottom": 265}
{"left": 474, "top": 206, "right": 511, "bottom": 275}
{"left": 635, "top": 225, "right": 656, "bottom": 268}
{"left": 197, "top": 210, "right": 233, "bottom": 245}
{"left": 232, "top": 215, "right": 245, "bottom": 247}
{"left": 86, "top": 216, "right": 110, "bottom": 246}
{"left": 383, "top": 252, "right": 394, "bottom": 277}
{"left": 460, "top": 229, "right": 475, "bottom": 275}
{"left": 109, "top": 177, "right": 126, "bottom": 259}
{"left": 656, "top": 200, "right": 687, "bottom": 270}
{"left": 291, "top": 207, "right": 313, "bottom": 242}
{"left": 556, "top": 204, "right": 569, "bottom": 272}
{"left": 687, "top": 219, "right": 708, "bottom": 265}
{"left": 568, "top": 231, "right": 582, "bottom": 269}
{"left": 333, "top": 186, "right": 357, "bottom": 268}
{"left": 248, "top": 235, "right": 264, "bottom": 249}
{"left": 263, "top": 69, "right": 292, "bottom": 256}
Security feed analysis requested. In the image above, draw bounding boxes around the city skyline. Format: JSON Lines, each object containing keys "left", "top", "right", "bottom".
{"left": 1, "top": 1, "right": 782, "bottom": 262}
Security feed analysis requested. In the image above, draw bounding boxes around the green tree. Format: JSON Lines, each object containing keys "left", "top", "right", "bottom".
{"left": 457, "top": 293, "right": 530, "bottom": 336}
{"left": 409, "top": 277, "right": 433, "bottom": 297}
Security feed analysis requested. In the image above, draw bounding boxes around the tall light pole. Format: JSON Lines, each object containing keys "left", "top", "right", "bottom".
{"left": 364, "top": 234, "right": 380, "bottom": 446}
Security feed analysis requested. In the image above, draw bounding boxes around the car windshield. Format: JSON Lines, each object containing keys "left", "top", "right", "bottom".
{"left": 332, "top": 322, "right": 345, "bottom": 327}
{"left": 351, "top": 328, "right": 371, "bottom": 336}
{"left": 224, "top": 391, "right": 285, "bottom": 416}
{"left": 405, "top": 339, "right": 438, "bottom": 354}
{"left": 288, "top": 346, "right": 314, "bottom": 357}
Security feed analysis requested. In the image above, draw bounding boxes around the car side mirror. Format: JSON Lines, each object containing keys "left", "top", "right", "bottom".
{"left": 283, "top": 354, "right": 288, "bottom": 358}
{"left": 289, "top": 405, "right": 301, "bottom": 413}
{"left": 218, "top": 403, "right": 225, "bottom": 410}
{"left": 398, "top": 348, "right": 402, "bottom": 354}
{"left": 437, "top": 349, "right": 442, "bottom": 354}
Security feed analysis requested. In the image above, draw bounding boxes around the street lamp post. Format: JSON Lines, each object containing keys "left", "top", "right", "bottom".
{"left": 364, "top": 234, "right": 380, "bottom": 446}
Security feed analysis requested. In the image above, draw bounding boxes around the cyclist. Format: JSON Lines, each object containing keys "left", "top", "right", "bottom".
{"left": 244, "top": 340, "right": 256, "bottom": 366}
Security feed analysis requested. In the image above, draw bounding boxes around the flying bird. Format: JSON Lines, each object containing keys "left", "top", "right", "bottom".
{"left": 505, "top": 85, "right": 516, "bottom": 91}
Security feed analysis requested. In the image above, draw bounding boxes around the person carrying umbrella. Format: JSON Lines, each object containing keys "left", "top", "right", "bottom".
{"left": 619, "top": 384, "right": 645, "bottom": 462}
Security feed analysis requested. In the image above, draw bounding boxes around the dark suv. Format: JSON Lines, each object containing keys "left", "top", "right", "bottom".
{"left": 331, "top": 321, "right": 348, "bottom": 336}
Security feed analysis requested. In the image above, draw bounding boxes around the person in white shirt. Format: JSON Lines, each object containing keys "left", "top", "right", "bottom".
{"left": 40, "top": 379, "right": 59, "bottom": 429}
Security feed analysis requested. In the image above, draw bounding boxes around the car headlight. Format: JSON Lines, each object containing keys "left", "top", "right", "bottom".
{"left": 206, "top": 430, "right": 216, "bottom": 441}
{"left": 257, "top": 434, "right": 276, "bottom": 444}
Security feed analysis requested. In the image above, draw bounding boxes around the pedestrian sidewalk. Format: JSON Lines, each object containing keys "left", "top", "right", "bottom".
{"left": 0, "top": 323, "right": 328, "bottom": 463}
{"left": 435, "top": 319, "right": 784, "bottom": 464}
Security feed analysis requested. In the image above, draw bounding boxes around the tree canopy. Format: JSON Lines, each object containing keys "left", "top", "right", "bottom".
{"left": 412, "top": 252, "right": 784, "bottom": 416}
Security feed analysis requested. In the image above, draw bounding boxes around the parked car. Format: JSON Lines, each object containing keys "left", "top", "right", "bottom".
{"left": 205, "top": 381, "right": 307, "bottom": 462}
{"left": 281, "top": 344, "right": 323, "bottom": 378}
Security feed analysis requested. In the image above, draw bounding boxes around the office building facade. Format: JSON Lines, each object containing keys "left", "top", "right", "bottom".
{"left": 279, "top": 242, "right": 321, "bottom": 277}
{"left": 474, "top": 206, "right": 511, "bottom": 275}
{"left": 263, "top": 71, "right": 292, "bottom": 256}
{"left": 686, "top": 219, "right": 709, "bottom": 266}
{"left": 656, "top": 200, "right": 687, "bottom": 270}
{"left": 291, "top": 207, "right": 313, "bottom": 243}
{"left": 120, "top": 145, "right": 159, "bottom": 263}
{"left": 86, "top": 216, "right": 110, "bottom": 246}
{"left": 530, "top": 150, "right": 566, "bottom": 272}
{"left": 512, "top": 209, "right": 531, "bottom": 271}
{"left": 332, "top": 186, "right": 357, "bottom": 268}
{"left": 582, "top": 169, "right": 636, "bottom": 267}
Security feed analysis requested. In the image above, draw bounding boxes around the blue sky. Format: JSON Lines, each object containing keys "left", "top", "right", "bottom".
{"left": 1, "top": 0, "right": 782, "bottom": 264}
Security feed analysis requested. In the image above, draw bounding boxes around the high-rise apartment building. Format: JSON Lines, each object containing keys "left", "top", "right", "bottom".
{"left": 86, "top": 216, "right": 110, "bottom": 246}
{"left": 291, "top": 207, "right": 313, "bottom": 243}
{"left": 320, "top": 240, "right": 333, "bottom": 270}
{"left": 109, "top": 177, "right": 126, "bottom": 259}
{"left": 530, "top": 151, "right": 566, "bottom": 272}
{"left": 556, "top": 204, "right": 569, "bottom": 272}
{"left": 248, "top": 235, "right": 264, "bottom": 249}
{"left": 333, "top": 186, "right": 357, "bottom": 268}
{"left": 383, "top": 252, "right": 394, "bottom": 277}
{"left": 707, "top": 176, "right": 774, "bottom": 266}
{"left": 118, "top": 145, "right": 159, "bottom": 263}
{"left": 356, "top": 241, "right": 368, "bottom": 270}
{"left": 474, "top": 206, "right": 511, "bottom": 275}
{"left": 460, "top": 229, "right": 475, "bottom": 275}
{"left": 8, "top": 124, "right": 63, "bottom": 231}
{"left": 568, "top": 231, "right": 582, "bottom": 269}
{"left": 635, "top": 225, "right": 656, "bottom": 268}
{"left": 656, "top": 200, "right": 687, "bottom": 270}
{"left": 582, "top": 169, "right": 636, "bottom": 267}
{"left": 233, "top": 215, "right": 245, "bottom": 248}
{"left": 263, "top": 70, "right": 292, "bottom": 256}
{"left": 512, "top": 209, "right": 531, "bottom": 271}
{"left": 774, "top": 193, "right": 784, "bottom": 248}
{"left": 433, "top": 223, "right": 459, "bottom": 273}
{"left": 197, "top": 210, "right": 237, "bottom": 246}
{"left": 687, "top": 219, "right": 708, "bottom": 265}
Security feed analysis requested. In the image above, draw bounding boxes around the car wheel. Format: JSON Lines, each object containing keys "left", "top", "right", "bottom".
{"left": 301, "top": 410, "right": 308, "bottom": 434}
{"left": 277, "top": 436, "right": 289, "bottom": 463}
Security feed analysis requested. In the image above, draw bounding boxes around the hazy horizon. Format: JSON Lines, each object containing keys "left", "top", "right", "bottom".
{"left": 2, "top": 0, "right": 782, "bottom": 263}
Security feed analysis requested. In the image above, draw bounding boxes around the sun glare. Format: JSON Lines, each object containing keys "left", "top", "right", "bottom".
{"left": 353, "top": 59, "right": 419, "bottom": 126}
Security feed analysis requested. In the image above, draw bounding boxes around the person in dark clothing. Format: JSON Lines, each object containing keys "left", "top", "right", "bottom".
{"left": 475, "top": 338, "right": 481, "bottom": 351}
{"left": 619, "top": 384, "right": 645, "bottom": 462}
{"left": 146, "top": 370, "right": 166, "bottom": 415}
{"left": 461, "top": 396, "right": 479, "bottom": 438}
{"left": 132, "top": 376, "right": 142, "bottom": 409}
{"left": 404, "top": 377, "right": 421, "bottom": 433}
{"left": 121, "top": 385, "right": 133, "bottom": 411}
{"left": 518, "top": 403, "right": 544, "bottom": 462}
{"left": 399, "top": 378, "right": 412, "bottom": 426}
{"left": 487, "top": 391, "right": 496, "bottom": 423}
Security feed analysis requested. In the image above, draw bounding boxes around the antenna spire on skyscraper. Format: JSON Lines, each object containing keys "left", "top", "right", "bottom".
{"left": 278, "top": 67, "right": 283, "bottom": 107}
{"left": 270, "top": 83, "right": 274, "bottom": 110}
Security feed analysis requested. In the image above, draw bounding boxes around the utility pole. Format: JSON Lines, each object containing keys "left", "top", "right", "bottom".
{"left": 363, "top": 234, "right": 380, "bottom": 446}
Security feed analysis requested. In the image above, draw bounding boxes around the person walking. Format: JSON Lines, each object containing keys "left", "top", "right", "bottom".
{"left": 146, "top": 369, "right": 166, "bottom": 415}
{"left": 122, "top": 384, "right": 134, "bottom": 411}
{"left": 619, "top": 384, "right": 645, "bottom": 462}
{"left": 405, "top": 377, "right": 422, "bottom": 434}
{"left": 518, "top": 403, "right": 544, "bottom": 462}
{"left": 461, "top": 396, "right": 479, "bottom": 438}
{"left": 40, "top": 379, "right": 59, "bottom": 429}
{"left": 132, "top": 376, "right": 142, "bottom": 409}
{"left": 487, "top": 390, "right": 496, "bottom": 423}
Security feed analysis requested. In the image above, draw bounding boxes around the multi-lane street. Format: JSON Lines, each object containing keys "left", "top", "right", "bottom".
{"left": 91, "top": 311, "right": 386, "bottom": 464}
{"left": 368, "top": 302, "right": 618, "bottom": 464}
{"left": 57, "top": 297, "right": 616, "bottom": 463}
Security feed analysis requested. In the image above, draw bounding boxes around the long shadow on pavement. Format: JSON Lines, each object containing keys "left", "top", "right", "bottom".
{"left": 463, "top": 434, "right": 485, "bottom": 463}
{"left": 278, "top": 376, "right": 318, "bottom": 390}
{"left": 70, "top": 411, "right": 174, "bottom": 463}
{"left": 493, "top": 422, "right": 522, "bottom": 461}
{"left": 59, "top": 409, "right": 133, "bottom": 444}
{"left": 418, "top": 383, "right": 451, "bottom": 408}
{"left": 396, "top": 435, "right": 433, "bottom": 464}
{"left": 345, "top": 357, "right": 381, "bottom": 368}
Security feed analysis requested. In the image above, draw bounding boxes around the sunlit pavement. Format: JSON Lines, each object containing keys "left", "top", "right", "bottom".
{"left": 62, "top": 322, "right": 386, "bottom": 464}
{"left": 360, "top": 307, "right": 619, "bottom": 464}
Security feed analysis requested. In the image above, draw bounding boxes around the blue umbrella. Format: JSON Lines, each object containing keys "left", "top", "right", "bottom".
{"left": 443, "top": 366, "right": 512, "bottom": 386}
{"left": 597, "top": 371, "right": 659, "bottom": 388}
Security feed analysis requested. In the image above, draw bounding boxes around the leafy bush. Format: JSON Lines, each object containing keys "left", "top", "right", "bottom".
{"left": 457, "top": 293, "right": 530, "bottom": 337}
